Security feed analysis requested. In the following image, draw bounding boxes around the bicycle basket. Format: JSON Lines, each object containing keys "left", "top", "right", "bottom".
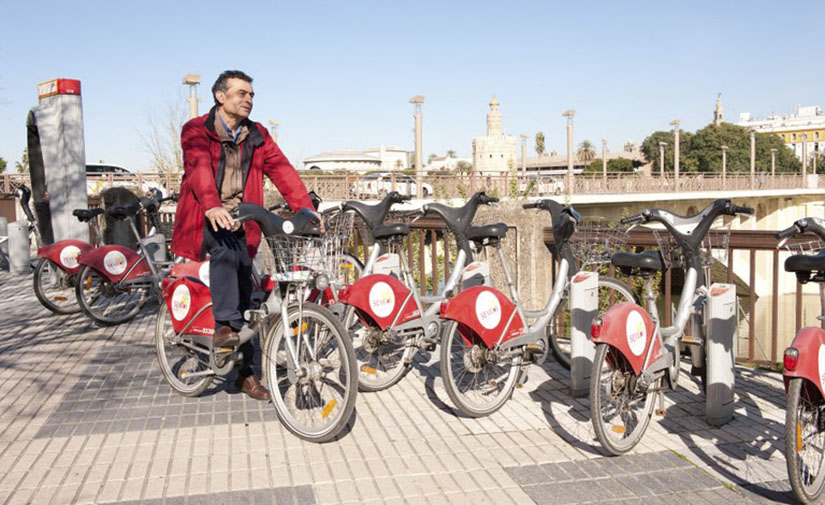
{"left": 784, "top": 238, "right": 825, "bottom": 256}
{"left": 569, "top": 217, "right": 628, "bottom": 265}
{"left": 653, "top": 221, "right": 730, "bottom": 269}
{"left": 265, "top": 235, "right": 323, "bottom": 282}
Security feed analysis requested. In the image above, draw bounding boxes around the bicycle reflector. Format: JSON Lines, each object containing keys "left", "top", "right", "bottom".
{"left": 591, "top": 317, "right": 603, "bottom": 339}
{"left": 784, "top": 348, "right": 799, "bottom": 372}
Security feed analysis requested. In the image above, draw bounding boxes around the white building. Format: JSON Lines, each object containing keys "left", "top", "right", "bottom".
{"left": 302, "top": 150, "right": 381, "bottom": 172}
{"left": 472, "top": 96, "right": 518, "bottom": 174}
{"left": 303, "top": 146, "right": 410, "bottom": 172}
{"left": 737, "top": 104, "right": 825, "bottom": 158}
{"left": 426, "top": 155, "right": 472, "bottom": 171}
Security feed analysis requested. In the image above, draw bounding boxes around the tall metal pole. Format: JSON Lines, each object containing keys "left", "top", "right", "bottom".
{"left": 183, "top": 73, "right": 201, "bottom": 119}
{"left": 749, "top": 129, "right": 756, "bottom": 188}
{"left": 770, "top": 148, "right": 777, "bottom": 177}
{"left": 409, "top": 95, "right": 425, "bottom": 194}
{"left": 670, "top": 119, "right": 681, "bottom": 190}
{"left": 563, "top": 109, "right": 575, "bottom": 195}
{"left": 520, "top": 134, "right": 528, "bottom": 179}
{"left": 268, "top": 120, "right": 280, "bottom": 143}
{"left": 802, "top": 134, "right": 809, "bottom": 180}
{"left": 721, "top": 145, "right": 728, "bottom": 188}
{"left": 659, "top": 142, "right": 667, "bottom": 178}
{"left": 601, "top": 138, "right": 607, "bottom": 181}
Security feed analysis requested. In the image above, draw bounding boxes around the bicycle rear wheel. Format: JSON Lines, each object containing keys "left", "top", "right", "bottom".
{"left": 344, "top": 305, "right": 412, "bottom": 392}
{"left": 75, "top": 265, "right": 147, "bottom": 325}
{"left": 155, "top": 303, "right": 212, "bottom": 397}
{"left": 440, "top": 320, "right": 521, "bottom": 417}
{"left": 786, "top": 378, "right": 825, "bottom": 503}
{"left": 264, "top": 303, "right": 357, "bottom": 442}
{"left": 33, "top": 258, "right": 81, "bottom": 314}
{"left": 590, "top": 343, "right": 656, "bottom": 455}
{"left": 548, "top": 276, "right": 636, "bottom": 370}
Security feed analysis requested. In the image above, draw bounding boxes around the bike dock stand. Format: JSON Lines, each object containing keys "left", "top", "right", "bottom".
{"left": 706, "top": 283, "right": 737, "bottom": 427}
{"left": 570, "top": 271, "right": 599, "bottom": 397}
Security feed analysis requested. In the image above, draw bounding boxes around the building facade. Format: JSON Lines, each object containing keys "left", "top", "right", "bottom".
{"left": 472, "top": 96, "right": 518, "bottom": 174}
{"left": 302, "top": 145, "right": 410, "bottom": 172}
{"left": 737, "top": 105, "right": 825, "bottom": 159}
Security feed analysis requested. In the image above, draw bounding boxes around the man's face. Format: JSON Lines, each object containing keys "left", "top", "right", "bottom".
{"left": 216, "top": 78, "right": 254, "bottom": 120}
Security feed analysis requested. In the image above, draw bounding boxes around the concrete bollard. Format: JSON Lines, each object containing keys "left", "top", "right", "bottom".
{"left": 8, "top": 221, "right": 31, "bottom": 275}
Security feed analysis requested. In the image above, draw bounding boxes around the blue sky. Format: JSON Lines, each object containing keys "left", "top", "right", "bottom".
{"left": 1, "top": 0, "right": 823, "bottom": 172}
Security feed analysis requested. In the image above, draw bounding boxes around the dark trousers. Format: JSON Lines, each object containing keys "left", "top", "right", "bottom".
{"left": 202, "top": 224, "right": 255, "bottom": 377}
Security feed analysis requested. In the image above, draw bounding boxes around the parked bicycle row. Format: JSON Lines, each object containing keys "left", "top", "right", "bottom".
{"left": 6, "top": 184, "right": 825, "bottom": 503}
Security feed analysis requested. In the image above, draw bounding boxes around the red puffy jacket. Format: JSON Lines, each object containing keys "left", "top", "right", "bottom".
{"left": 171, "top": 107, "right": 313, "bottom": 261}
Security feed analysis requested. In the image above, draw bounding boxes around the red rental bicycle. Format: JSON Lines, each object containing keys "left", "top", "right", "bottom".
{"left": 778, "top": 217, "right": 825, "bottom": 503}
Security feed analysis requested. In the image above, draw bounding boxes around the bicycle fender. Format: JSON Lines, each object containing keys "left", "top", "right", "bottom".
{"left": 77, "top": 245, "right": 151, "bottom": 282}
{"left": 783, "top": 327, "right": 825, "bottom": 397}
{"left": 162, "top": 276, "right": 215, "bottom": 336}
{"left": 439, "top": 286, "right": 524, "bottom": 349}
{"left": 37, "top": 240, "right": 93, "bottom": 274}
{"left": 169, "top": 260, "right": 210, "bottom": 286}
{"left": 339, "top": 274, "right": 419, "bottom": 331}
{"left": 592, "top": 302, "right": 660, "bottom": 375}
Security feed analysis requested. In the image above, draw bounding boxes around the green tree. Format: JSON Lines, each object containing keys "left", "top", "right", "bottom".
{"left": 577, "top": 140, "right": 596, "bottom": 162}
{"left": 687, "top": 123, "right": 799, "bottom": 174}
{"left": 0, "top": 157, "right": 6, "bottom": 174}
{"left": 427, "top": 153, "right": 438, "bottom": 164}
{"left": 455, "top": 160, "right": 472, "bottom": 175}
{"left": 14, "top": 148, "right": 29, "bottom": 173}
{"left": 535, "top": 132, "right": 545, "bottom": 158}
{"left": 640, "top": 130, "right": 695, "bottom": 173}
{"left": 446, "top": 150, "right": 456, "bottom": 158}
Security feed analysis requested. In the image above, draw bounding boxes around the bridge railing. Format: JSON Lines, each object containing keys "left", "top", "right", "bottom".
{"left": 2, "top": 171, "right": 817, "bottom": 200}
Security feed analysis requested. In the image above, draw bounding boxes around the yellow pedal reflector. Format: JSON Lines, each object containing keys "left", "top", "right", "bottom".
{"left": 798, "top": 423, "right": 803, "bottom": 453}
{"left": 180, "top": 372, "right": 189, "bottom": 378}
{"left": 322, "top": 399, "right": 337, "bottom": 419}
{"left": 341, "top": 264, "right": 353, "bottom": 270}
{"left": 361, "top": 365, "right": 377, "bottom": 375}
{"left": 85, "top": 276, "right": 92, "bottom": 289}
{"left": 611, "top": 425, "right": 626, "bottom": 434}
{"left": 53, "top": 296, "right": 68, "bottom": 302}
{"left": 293, "top": 322, "right": 308, "bottom": 336}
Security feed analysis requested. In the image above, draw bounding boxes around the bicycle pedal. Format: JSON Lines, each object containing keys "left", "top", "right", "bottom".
{"left": 516, "top": 369, "right": 529, "bottom": 387}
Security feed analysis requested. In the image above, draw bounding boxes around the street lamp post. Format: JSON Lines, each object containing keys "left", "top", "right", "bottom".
{"left": 409, "top": 95, "right": 425, "bottom": 194}
{"left": 670, "top": 119, "right": 681, "bottom": 189}
{"left": 563, "top": 109, "right": 575, "bottom": 195}
{"left": 182, "top": 73, "right": 201, "bottom": 119}
{"left": 268, "top": 120, "right": 280, "bottom": 143}
{"left": 520, "top": 134, "right": 528, "bottom": 180}
{"left": 802, "top": 134, "right": 809, "bottom": 180}
{"left": 658, "top": 142, "right": 667, "bottom": 178}
{"left": 721, "top": 145, "right": 728, "bottom": 188}
{"left": 770, "top": 148, "right": 777, "bottom": 177}
{"left": 601, "top": 138, "right": 607, "bottom": 182}
{"left": 749, "top": 129, "right": 756, "bottom": 188}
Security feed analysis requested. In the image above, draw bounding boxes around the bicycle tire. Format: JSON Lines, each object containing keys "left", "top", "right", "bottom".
{"left": 33, "top": 258, "right": 81, "bottom": 314}
{"left": 75, "top": 265, "right": 146, "bottom": 325}
{"left": 786, "top": 378, "right": 825, "bottom": 503}
{"left": 155, "top": 303, "right": 212, "bottom": 397}
{"left": 344, "top": 305, "right": 414, "bottom": 392}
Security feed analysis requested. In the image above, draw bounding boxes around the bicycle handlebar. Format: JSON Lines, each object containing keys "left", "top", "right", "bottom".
{"left": 729, "top": 204, "right": 754, "bottom": 216}
{"left": 522, "top": 202, "right": 539, "bottom": 210}
{"left": 776, "top": 224, "right": 799, "bottom": 240}
{"left": 621, "top": 212, "right": 647, "bottom": 225}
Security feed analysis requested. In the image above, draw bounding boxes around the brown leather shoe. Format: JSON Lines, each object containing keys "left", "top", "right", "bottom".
{"left": 213, "top": 326, "right": 240, "bottom": 348}
{"left": 235, "top": 374, "right": 271, "bottom": 401}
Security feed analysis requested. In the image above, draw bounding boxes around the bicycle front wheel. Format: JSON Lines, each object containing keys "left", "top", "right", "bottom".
{"left": 33, "top": 258, "right": 81, "bottom": 314}
{"left": 786, "top": 378, "right": 825, "bottom": 503}
{"left": 264, "top": 303, "right": 357, "bottom": 442}
{"left": 75, "top": 265, "right": 147, "bottom": 325}
{"left": 440, "top": 320, "right": 521, "bottom": 417}
{"left": 548, "top": 276, "right": 637, "bottom": 370}
{"left": 590, "top": 343, "right": 656, "bottom": 455}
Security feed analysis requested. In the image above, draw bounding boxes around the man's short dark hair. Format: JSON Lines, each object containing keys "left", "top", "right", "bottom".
{"left": 212, "top": 70, "right": 253, "bottom": 105}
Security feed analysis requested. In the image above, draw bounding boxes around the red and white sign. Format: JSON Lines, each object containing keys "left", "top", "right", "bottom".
{"left": 103, "top": 250, "right": 127, "bottom": 276}
{"left": 369, "top": 282, "right": 395, "bottom": 318}
{"left": 171, "top": 284, "right": 192, "bottom": 321}
{"left": 37, "top": 79, "right": 82, "bottom": 99}
{"left": 198, "top": 262, "right": 210, "bottom": 287}
{"left": 475, "top": 290, "right": 502, "bottom": 330}
{"left": 818, "top": 346, "right": 825, "bottom": 396}
{"left": 59, "top": 245, "right": 82, "bottom": 269}
{"left": 626, "top": 310, "right": 647, "bottom": 356}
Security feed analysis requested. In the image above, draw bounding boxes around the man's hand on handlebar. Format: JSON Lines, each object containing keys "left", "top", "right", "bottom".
{"left": 206, "top": 206, "right": 235, "bottom": 232}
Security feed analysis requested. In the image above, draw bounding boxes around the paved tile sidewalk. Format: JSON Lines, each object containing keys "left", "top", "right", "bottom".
{"left": 0, "top": 271, "right": 806, "bottom": 504}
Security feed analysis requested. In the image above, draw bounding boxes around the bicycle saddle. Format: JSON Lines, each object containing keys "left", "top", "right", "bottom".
{"left": 785, "top": 251, "right": 825, "bottom": 274}
{"left": 611, "top": 250, "right": 664, "bottom": 273}
{"left": 73, "top": 208, "right": 104, "bottom": 222}
{"left": 373, "top": 223, "right": 410, "bottom": 240}
{"left": 466, "top": 223, "right": 508, "bottom": 242}
{"left": 107, "top": 203, "right": 142, "bottom": 219}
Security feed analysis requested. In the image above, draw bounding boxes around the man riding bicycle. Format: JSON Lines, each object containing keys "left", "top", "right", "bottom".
{"left": 171, "top": 70, "right": 315, "bottom": 400}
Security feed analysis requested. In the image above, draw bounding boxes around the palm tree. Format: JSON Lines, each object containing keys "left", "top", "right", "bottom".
{"left": 535, "top": 132, "right": 545, "bottom": 157}
{"left": 577, "top": 140, "right": 596, "bottom": 162}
